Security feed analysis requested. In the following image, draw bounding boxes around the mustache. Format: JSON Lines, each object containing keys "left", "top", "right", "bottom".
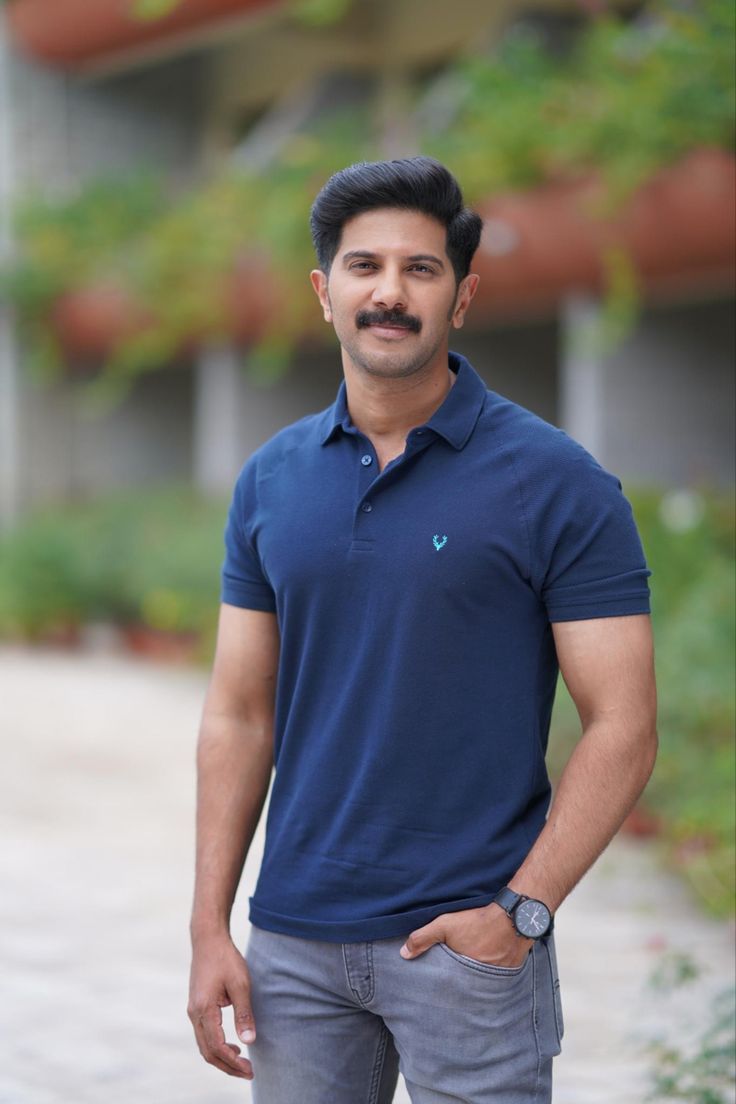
{"left": 356, "top": 309, "right": 422, "bottom": 333}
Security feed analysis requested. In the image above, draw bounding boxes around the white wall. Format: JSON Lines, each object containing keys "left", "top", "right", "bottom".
{"left": 560, "top": 294, "right": 735, "bottom": 489}
{"left": 599, "top": 296, "right": 735, "bottom": 489}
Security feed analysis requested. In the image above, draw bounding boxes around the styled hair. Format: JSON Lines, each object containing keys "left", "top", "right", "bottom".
{"left": 309, "top": 156, "right": 483, "bottom": 284}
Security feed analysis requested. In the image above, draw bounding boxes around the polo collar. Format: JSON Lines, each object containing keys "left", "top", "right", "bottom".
{"left": 318, "top": 351, "right": 486, "bottom": 450}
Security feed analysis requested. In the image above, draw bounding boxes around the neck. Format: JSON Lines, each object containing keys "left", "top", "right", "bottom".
{"left": 342, "top": 356, "right": 457, "bottom": 443}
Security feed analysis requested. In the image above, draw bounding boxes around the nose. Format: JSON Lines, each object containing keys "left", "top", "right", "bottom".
{"left": 371, "top": 266, "right": 406, "bottom": 311}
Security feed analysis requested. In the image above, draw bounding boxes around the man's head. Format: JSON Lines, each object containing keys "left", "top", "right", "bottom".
{"left": 309, "top": 158, "right": 483, "bottom": 382}
{"left": 309, "top": 156, "right": 483, "bottom": 286}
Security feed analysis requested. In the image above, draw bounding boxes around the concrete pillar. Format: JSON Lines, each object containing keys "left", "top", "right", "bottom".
{"left": 558, "top": 293, "right": 607, "bottom": 463}
{"left": 375, "top": 67, "right": 416, "bottom": 159}
{"left": 0, "top": 15, "right": 22, "bottom": 534}
{"left": 192, "top": 341, "right": 246, "bottom": 495}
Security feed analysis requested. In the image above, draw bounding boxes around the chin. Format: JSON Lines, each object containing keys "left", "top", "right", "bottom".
{"left": 352, "top": 343, "right": 427, "bottom": 379}
{"left": 360, "top": 356, "right": 425, "bottom": 380}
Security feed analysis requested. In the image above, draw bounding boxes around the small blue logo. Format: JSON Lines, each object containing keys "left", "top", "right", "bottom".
{"left": 433, "top": 534, "right": 448, "bottom": 551}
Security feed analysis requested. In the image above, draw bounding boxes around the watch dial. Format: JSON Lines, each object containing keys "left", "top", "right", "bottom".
{"left": 515, "top": 899, "right": 551, "bottom": 938}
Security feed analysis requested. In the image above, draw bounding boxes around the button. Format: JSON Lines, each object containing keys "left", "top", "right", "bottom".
{"left": 361, "top": 502, "right": 373, "bottom": 513}
{"left": 361, "top": 454, "right": 373, "bottom": 466}
{"left": 416, "top": 429, "right": 425, "bottom": 436}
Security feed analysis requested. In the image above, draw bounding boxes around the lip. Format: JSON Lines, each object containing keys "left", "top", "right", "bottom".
{"left": 364, "top": 324, "right": 413, "bottom": 340}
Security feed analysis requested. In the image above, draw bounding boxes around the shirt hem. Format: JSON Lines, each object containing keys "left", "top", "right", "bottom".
{"left": 248, "top": 892, "right": 502, "bottom": 942}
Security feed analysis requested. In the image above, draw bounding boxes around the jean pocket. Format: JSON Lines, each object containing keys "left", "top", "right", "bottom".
{"left": 438, "top": 941, "right": 533, "bottom": 977}
{"left": 545, "top": 933, "right": 564, "bottom": 1041}
{"left": 535, "top": 934, "right": 564, "bottom": 1058}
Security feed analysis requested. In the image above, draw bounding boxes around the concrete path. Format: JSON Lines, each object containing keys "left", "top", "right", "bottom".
{"left": 1, "top": 643, "right": 733, "bottom": 1104}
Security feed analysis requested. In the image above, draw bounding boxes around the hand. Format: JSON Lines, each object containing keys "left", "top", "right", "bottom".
{"left": 399, "top": 902, "right": 533, "bottom": 967}
{"left": 188, "top": 932, "right": 256, "bottom": 1080}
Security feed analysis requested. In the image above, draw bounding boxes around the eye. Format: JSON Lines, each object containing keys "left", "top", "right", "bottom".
{"left": 350, "top": 261, "right": 377, "bottom": 271}
{"left": 409, "top": 264, "right": 434, "bottom": 275}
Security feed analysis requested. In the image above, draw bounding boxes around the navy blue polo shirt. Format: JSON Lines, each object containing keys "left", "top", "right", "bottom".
{"left": 221, "top": 350, "right": 651, "bottom": 941}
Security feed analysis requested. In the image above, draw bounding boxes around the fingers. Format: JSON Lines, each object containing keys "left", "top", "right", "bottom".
{"left": 191, "top": 1006, "right": 254, "bottom": 1080}
{"left": 400, "top": 921, "right": 443, "bottom": 959}
{"left": 188, "top": 940, "right": 258, "bottom": 1079}
{"left": 226, "top": 967, "right": 257, "bottom": 1044}
{"left": 234, "top": 1001, "right": 257, "bottom": 1044}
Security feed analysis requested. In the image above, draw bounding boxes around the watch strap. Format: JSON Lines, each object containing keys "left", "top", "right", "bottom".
{"left": 492, "top": 886, "right": 525, "bottom": 915}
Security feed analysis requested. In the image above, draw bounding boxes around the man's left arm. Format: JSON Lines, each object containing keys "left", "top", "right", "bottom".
{"left": 400, "top": 613, "right": 657, "bottom": 964}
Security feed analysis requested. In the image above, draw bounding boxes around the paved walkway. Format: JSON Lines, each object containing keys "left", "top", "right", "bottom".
{"left": 1, "top": 643, "right": 733, "bottom": 1104}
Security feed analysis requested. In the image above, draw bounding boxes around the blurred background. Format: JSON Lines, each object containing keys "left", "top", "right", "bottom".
{"left": 0, "top": 1, "right": 734, "bottom": 1102}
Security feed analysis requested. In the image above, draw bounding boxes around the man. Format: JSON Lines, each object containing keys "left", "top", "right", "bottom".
{"left": 188, "top": 156, "right": 657, "bottom": 1103}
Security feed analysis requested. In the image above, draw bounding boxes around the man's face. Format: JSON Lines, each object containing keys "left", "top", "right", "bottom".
{"left": 310, "top": 208, "right": 478, "bottom": 381}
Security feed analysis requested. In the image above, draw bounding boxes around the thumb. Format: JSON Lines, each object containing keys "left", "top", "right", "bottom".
{"left": 400, "top": 922, "right": 442, "bottom": 960}
{"left": 233, "top": 997, "right": 256, "bottom": 1044}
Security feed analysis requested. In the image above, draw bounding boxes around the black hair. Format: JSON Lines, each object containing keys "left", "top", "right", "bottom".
{"left": 309, "top": 156, "right": 483, "bottom": 284}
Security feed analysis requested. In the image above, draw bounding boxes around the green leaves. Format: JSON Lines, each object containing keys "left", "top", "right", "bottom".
{"left": 288, "top": 0, "right": 353, "bottom": 28}
{"left": 548, "top": 487, "right": 735, "bottom": 919}
{"left": 647, "top": 986, "right": 736, "bottom": 1104}
{"left": 2, "top": 0, "right": 733, "bottom": 394}
{"left": 130, "top": 0, "right": 183, "bottom": 21}
{"left": 1, "top": 174, "right": 165, "bottom": 312}
{"left": 428, "top": 0, "right": 735, "bottom": 208}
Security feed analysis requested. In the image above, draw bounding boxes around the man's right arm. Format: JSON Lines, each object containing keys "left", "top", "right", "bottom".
{"left": 187, "top": 603, "right": 279, "bottom": 1081}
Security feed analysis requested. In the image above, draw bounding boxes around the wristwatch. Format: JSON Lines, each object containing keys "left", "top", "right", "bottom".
{"left": 492, "top": 886, "right": 554, "bottom": 939}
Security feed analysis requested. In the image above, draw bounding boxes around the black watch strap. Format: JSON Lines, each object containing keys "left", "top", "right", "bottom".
{"left": 492, "top": 886, "right": 524, "bottom": 915}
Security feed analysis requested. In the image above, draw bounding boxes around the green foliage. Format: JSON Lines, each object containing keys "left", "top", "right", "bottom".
{"left": 130, "top": 0, "right": 182, "bottom": 19}
{"left": 127, "top": 0, "right": 355, "bottom": 26}
{"left": 647, "top": 948, "right": 702, "bottom": 993}
{"left": 288, "top": 0, "right": 353, "bottom": 27}
{"left": 548, "top": 486, "right": 735, "bottom": 917}
{"left": 643, "top": 949, "right": 735, "bottom": 1104}
{"left": 0, "top": 520, "right": 90, "bottom": 638}
{"left": 646, "top": 985, "right": 736, "bottom": 1104}
{"left": 1, "top": 174, "right": 165, "bottom": 314}
{"left": 429, "top": 0, "right": 735, "bottom": 210}
{"left": 0, "top": 175, "right": 168, "bottom": 388}
{"left": 0, "top": 486, "right": 224, "bottom": 645}
{"left": 1, "top": 1, "right": 733, "bottom": 398}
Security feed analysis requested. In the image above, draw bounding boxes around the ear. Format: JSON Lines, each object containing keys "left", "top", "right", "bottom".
{"left": 310, "top": 269, "right": 332, "bottom": 323}
{"left": 451, "top": 273, "right": 480, "bottom": 330}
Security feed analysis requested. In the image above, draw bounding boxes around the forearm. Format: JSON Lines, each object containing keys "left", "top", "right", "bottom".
{"left": 508, "top": 717, "right": 658, "bottom": 912}
{"left": 190, "top": 711, "right": 273, "bottom": 942}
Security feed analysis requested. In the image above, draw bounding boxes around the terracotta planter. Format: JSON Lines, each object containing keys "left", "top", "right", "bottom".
{"left": 221, "top": 252, "right": 281, "bottom": 346}
{"left": 20, "top": 620, "right": 84, "bottom": 648}
{"left": 50, "top": 283, "right": 156, "bottom": 372}
{"left": 473, "top": 147, "right": 736, "bottom": 320}
{"left": 620, "top": 802, "right": 662, "bottom": 840}
{"left": 45, "top": 147, "right": 736, "bottom": 362}
{"left": 48, "top": 254, "right": 281, "bottom": 366}
{"left": 120, "top": 622, "right": 200, "bottom": 663}
{"left": 6, "top": 0, "right": 281, "bottom": 72}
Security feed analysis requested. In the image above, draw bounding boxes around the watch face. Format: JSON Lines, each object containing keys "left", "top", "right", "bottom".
{"left": 514, "top": 898, "right": 551, "bottom": 938}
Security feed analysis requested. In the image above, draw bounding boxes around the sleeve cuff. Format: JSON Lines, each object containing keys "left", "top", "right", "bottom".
{"left": 221, "top": 576, "right": 276, "bottom": 613}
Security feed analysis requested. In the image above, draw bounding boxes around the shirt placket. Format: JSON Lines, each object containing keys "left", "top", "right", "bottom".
{"left": 346, "top": 425, "right": 434, "bottom": 549}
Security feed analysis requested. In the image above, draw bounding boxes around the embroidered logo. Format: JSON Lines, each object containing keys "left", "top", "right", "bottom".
{"left": 433, "top": 534, "right": 448, "bottom": 551}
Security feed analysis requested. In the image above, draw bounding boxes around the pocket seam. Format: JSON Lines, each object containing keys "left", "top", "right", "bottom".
{"left": 542, "top": 937, "right": 564, "bottom": 1046}
{"left": 437, "top": 941, "right": 533, "bottom": 977}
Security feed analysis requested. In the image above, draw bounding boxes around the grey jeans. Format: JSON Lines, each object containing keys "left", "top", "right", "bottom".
{"left": 244, "top": 923, "right": 564, "bottom": 1103}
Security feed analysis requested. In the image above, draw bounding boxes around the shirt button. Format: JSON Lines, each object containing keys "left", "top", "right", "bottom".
{"left": 361, "top": 501, "right": 373, "bottom": 513}
{"left": 361, "top": 454, "right": 373, "bottom": 466}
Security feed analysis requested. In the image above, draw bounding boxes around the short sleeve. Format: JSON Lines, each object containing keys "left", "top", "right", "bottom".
{"left": 220, "top": 461, "right": 277, "bottom": 613}
{"left": 527, "top": 439, "right": 651, "bottom": 623}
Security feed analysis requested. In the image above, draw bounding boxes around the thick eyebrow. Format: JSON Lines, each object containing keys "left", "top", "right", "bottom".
{"left": 341, "top": 250, "right": 446, "bottom": 270}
